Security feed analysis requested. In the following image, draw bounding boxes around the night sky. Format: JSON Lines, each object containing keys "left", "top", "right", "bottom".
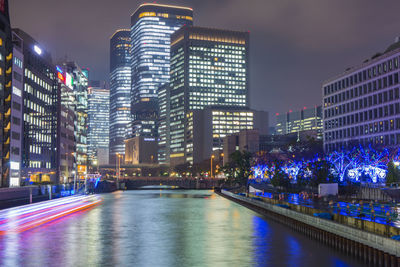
{"left": 9, "top": 0, "right": 400, "bottom": 121}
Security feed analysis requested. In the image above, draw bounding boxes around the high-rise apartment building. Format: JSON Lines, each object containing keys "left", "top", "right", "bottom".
{"left": 322, "top": 38, "right": 400, "bottom": 152}
{"left": 0, "top": 0, "right": 13, "bottom": 187}
{"left": 13, "top": 29, "right": 58, "bottom": 183}
{"left": 130, "top": 4, "right": 193, "bottom": 138}
{"left": 88, "top": 87, "right": 109, "bottom": 166}
{"left": 109, "top": 29, "right": 131, "bottom": 164}
{"left": 61, "top": 62, "right": 88, "bottom": 179}
{"left": 275, "top": 106, "right": 323, "bottom": 138}
{"left": 168, "top": 26, "right": 250, "bottom": 165}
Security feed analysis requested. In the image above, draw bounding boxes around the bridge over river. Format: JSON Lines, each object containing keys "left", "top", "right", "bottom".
{"left": 122, "top": 177, "right": 223, "bottom": 189}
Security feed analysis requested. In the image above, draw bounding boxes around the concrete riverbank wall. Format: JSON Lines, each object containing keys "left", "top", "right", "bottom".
{"left": 245, "top": 191, "right": 400, "bottom": 238}
{"left": 219, "top": 189, "right": 400, "bottom": 266}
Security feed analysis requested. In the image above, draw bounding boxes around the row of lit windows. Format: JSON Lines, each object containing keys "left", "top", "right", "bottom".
{"left": 24, "top": 69, "right": 52, "bottom": 91}
{"left": 189, "top": 34, "right": 246, "bottom": 45}
{"left": 324, "top": 56, "right": 400, "bottom": 96}
{"left": 325, "top": 135, "right": 400, "bottom": 152}
{"left": 24, "top": 83, "right": 52, "bottom": 104}
{"left": 325, "top": 88, "right": 400, "bottom": 119}
{"left": 325, "top": 118, "right": 400, "bottom": 142}
{"left": 324, "top": 73, "right": 399, "bottom": 107}
{"left": 325, "top": 102, "right": 400, "bottom": 131}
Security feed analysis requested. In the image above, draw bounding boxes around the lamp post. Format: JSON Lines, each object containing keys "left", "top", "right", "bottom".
{"left": 116, "top": 153, "right": 121, "bottom": 190}
{"left": 211, "top": 154, "right": 215, "bottom": 178}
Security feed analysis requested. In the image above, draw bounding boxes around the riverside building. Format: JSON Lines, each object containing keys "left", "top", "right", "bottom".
{"left": 275, "top": 106, "right": 323, "bottom": 138}
{"left": 130, "top": 3, "right": 193, "bottom": 138}
{"left": 109, "top": 29, "right": 131, "bottom": 164}
{"left": 322, "top": 38, "right": 400, "bottom": 152}
{"left": 88, "top": 87, "right": 109, "bottom": 166}
{"left": 0, "top": 0, "right": 14, "bottom": 187}
{"left": 168, "top": 26, "right": 250, "bottom": 165}
{"left": 61, "top": 62, "right": 88, "bottom": 180}
{"left": 9, "top": 31, "right": 24, "bottom": 186}
{"left": 14, "top": 29, "right": 58, "bottom": 183}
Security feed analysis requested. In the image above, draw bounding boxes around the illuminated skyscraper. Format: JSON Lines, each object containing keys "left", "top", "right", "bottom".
{"left": 55, "top": 65, "right": 76, "bottom": 184}
{"left": 130, "top": 3, "right": 193, "bottom": 138}
{"left": 88, "top": 87, "right": 109, "bottom": 166}
{"left": 0, "top": 0, "right": 14, "bottom": 187}
{"left": 13, "top": 29, "right": 58, "bottom": 183}
{"left": 109, "top": 29, "right": 131, "bottom": 164}
{"left": 168, "top": 26, "right": 249, "bottom": 165}
{"left": 61, "top": 62, "right": 88, "bottom": 179}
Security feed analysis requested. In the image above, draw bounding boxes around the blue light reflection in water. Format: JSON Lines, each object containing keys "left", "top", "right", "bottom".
{"left": 0, "top": 190, "right": 363, "bottom": 266}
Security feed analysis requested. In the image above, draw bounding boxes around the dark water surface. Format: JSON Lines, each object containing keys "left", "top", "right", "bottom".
{"left": 0, "top": 190, "right": 363, "bottom": 266}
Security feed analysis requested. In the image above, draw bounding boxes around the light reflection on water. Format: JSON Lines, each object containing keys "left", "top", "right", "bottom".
{"left": 0, "top": 190, "right": 363, "bottom": 266}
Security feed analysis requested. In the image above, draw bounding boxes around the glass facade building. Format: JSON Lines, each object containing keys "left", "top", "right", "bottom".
{"left": 109, "top": 29, "right": 131, "bottom": 164}
{"left": 62, "top": 62, "right": 88, "bottom": 179}
{"left": 56, "top": 69, "right": 76, "bottom": 184}
{"left": 13, "top": 29, "right": 58, "bottom": 183}
{"left": 88, "top": 87, "right": 109, "bottom": 166}
{"left": 275, "top": 106, "right": 323, "bottom": 138}
{"left": 169, "top": 26, "right": 249, "bottom": 165}
{"left": 130, "top": 4, "right": 193, "bottom": 138}
{"left": 0, "top": 1, "right": 13, "bottom": 187}
{"left": 323, "top": 39, "right": 400, "bottom": 152}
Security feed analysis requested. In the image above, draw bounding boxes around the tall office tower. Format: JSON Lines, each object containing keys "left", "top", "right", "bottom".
{"left": 169, "top": 26, "right": 250, "bottom": 165}
{"left": 275, "top": 106, "right": 323, "bottom": 138}
{"left": 158, "top": 83, "right": 170, "bottom": 164}
{"left": 109, "top": 29, "right": 131, "bottom": 164}
{"left": 88, "top": 87, "right": 110, "bottom": 167}
{"left": 0, "top": 0, "right": 13, "bottom": 187}
{"left": 61, "top": 62, "right": 88, "bottom": 179}
{"left": 130, "top": 4, "right": 193, "bottom": 138}
{"left": 322, "top": 37, "right": 400, "bottom": 152}
{"left": 9, "top": 32, "right": 24, "bottom": 187}
{"left": 13, "top": 29, "right": 58, "bottom": 183}
{"left": 55, "top": 66, "right": 76, "bottom": 184}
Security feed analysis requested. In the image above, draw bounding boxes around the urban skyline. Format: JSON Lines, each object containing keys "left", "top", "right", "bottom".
{"left": 10, "top": 0, "right": 400, "bottom": 120}
{"left": 1, "top": 2, "right": 400, "bottom": 266}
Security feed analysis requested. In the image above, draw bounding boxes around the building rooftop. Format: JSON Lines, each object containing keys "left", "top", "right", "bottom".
{"left": 323, "top": 37, "right": 400, "bottom": 84}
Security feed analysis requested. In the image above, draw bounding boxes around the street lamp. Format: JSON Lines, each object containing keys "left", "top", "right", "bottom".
{"left": 116, "top": 153, "right": 122, "bottom": 189}
{"left": 211, "top": 154, "right": 215, "bottom": 178}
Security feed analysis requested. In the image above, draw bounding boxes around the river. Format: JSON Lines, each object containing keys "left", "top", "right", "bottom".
{"left": 0, "top": 190, "right": 363, "bottom": 266}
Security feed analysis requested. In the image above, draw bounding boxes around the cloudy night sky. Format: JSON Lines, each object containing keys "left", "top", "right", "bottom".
{"left": 9, "top": 0, "right": 400, "bottom": 120}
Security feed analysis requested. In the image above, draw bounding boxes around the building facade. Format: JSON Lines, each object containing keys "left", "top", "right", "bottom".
{"left": 124, "top": 136, "right": 158, "bottom": 165}
{"left": 61, "top": 62, "right": 88, "bottom": 180}
{"left": 88, "top": 87, "right": 109, "bottom": 167}
{"left": 14, "top": 29, "right": 58, "bottom": 183}
{"left": 109, "top": 29, "right": 131, "bottom": 164}
{"left": 322, "top": 38, "right": 400, "bottom": 152}
{"left": 130, "top": 4, "right": 193, "bottom": 138}
{"left": 275, "top": 106, "right": 323, "bottom": 138}
{"left": 56, "top": 65, "right": 76, "bottom": 184}
{"left": 9, "top": 31, "right": 24, "bottom": 186}
{"left": 183, "top": 107, "right": 267, "bottom": 164}
{"left": 168, "top": 26, "right": 250, "bottom": 165}
{"left": 157, "top": 83, "right": 170, "bottom": 164}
